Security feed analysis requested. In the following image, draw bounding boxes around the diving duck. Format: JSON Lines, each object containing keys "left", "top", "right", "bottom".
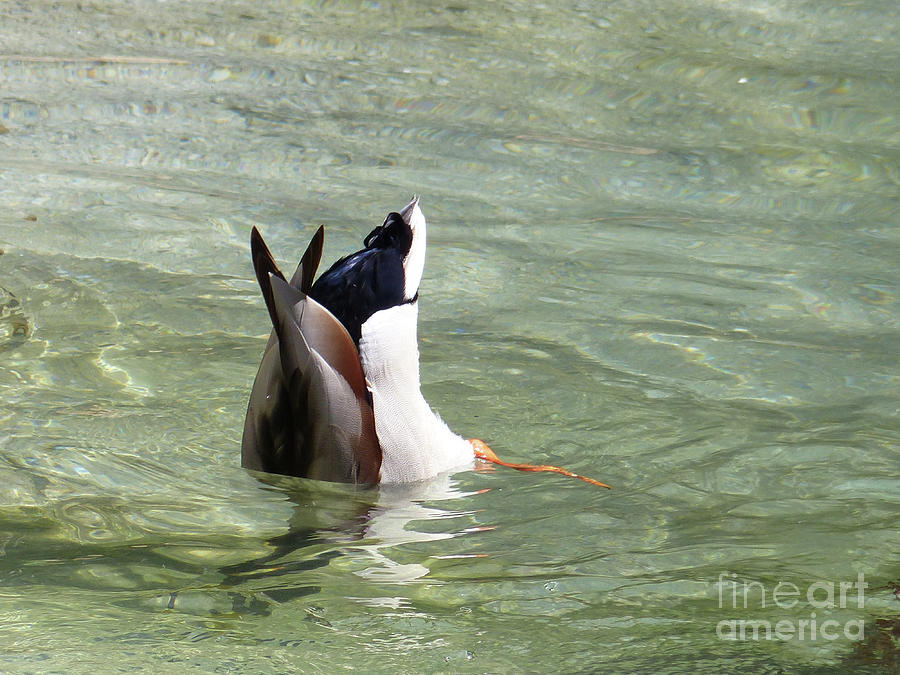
{"left": 242, "top": 197, "right": 483, "bottom": 484}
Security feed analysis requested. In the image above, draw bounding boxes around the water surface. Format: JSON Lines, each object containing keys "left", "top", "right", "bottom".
{"left": 1, "top": 1, "right": 898, "bottom": 672}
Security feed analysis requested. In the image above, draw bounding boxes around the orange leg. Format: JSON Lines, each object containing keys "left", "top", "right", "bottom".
{"left": 469, "top": 439, "right": 611, "bottom": 489}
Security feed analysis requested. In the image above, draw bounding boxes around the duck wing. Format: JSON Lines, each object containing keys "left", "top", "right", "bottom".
{"left": 242, "top": 227, "right": 381, "bottom": 483}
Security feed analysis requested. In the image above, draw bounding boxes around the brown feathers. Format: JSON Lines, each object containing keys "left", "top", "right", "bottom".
{"left": 242, "top": 226, "right": 381, "bottom": 483}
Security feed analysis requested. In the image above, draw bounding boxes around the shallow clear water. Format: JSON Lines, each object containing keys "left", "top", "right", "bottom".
{"left": 1, "top": 1, "right": 899, "bottom": 672}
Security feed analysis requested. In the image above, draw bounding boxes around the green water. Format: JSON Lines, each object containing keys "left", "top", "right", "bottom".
{"left": 1, "top": 1, "right": 898, "bottom": 672}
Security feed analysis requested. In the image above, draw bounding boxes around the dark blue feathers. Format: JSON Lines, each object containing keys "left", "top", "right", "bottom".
{"left": 309, "top": 212, "right": 413, "bottom": 344}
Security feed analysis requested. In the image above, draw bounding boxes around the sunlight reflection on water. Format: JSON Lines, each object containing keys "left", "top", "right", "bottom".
{"left": 1, "top": 0, "right": 899, "bottom": 672}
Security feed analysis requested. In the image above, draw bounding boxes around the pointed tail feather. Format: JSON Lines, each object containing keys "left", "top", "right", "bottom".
{"left": 250, "top": 226, "right": 286, "bottom": 330}
{"left": 289, "top": 225, "right": 324, "bottom": 293}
